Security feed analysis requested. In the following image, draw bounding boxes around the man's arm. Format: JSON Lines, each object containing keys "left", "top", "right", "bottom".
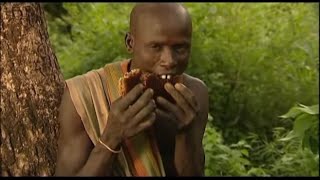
{"left": 55, "top": 85, "right": 119, "bottom": 176}
{"left": 55, "top": 83, "right": 156, "bottom": 176}
{"left": 155, "top": 78, "right": 209, "bottom": 176}
{"left": 174, "top": 79, "right": 209, "bottom": 176}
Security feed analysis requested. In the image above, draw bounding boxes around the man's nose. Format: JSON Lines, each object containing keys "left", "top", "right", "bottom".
{"left": 160, "top": 48, "right": 177, "bottom": 69}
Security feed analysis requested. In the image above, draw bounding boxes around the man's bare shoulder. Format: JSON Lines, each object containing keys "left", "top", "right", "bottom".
{"left": 182, "top": 73, "right": 209, "bottom": 123}
{"left": 182, "top": 73, "right": 208, "bottom": 93}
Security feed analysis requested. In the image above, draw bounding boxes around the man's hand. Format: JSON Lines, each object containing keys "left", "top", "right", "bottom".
{"left": 156, "top": 83, "right": 200, "bottom": 131}
{"left": 100, "top": 84, "right": 156, "bottom": 149}
{"left": 156, "top": 81, "right": 207, "bottom": 176}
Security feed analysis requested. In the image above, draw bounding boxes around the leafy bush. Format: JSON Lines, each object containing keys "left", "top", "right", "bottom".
{"left": 203, "top": 114, "right": 252, "bottom": 176}
{"left": 204, "top": 104, "right": 319, "bottom": 176}
{"left": 46, "top": 3, "right": 134, "bottom": 79}
{"left": 184, "top": 3, "right": 319, "bottom": 142}
{"left": 279, "top": 104, "right": 319, "bottom": 154}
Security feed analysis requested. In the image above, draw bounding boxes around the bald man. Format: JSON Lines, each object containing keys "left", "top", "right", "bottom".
{"left": 55, "top": 3, "right": 208, "bottom": 176}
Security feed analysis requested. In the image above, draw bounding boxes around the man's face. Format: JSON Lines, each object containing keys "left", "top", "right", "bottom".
{"left": 130, "top": 12, "right": 192, "bottom": 76}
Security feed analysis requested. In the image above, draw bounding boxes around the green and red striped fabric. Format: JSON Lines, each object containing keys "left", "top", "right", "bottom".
{"left": 103, "top": 60, "right": 166, "bottom": 176}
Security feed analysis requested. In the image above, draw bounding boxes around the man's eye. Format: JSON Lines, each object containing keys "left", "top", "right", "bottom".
{"left": 150, "top": 44, "right": 161, "bottom": 50}
{"left": 150, "top": 44, "right": 161, "bottom": 51}
{"left": 174, "top": 45, "right": 188, "bottom": 53}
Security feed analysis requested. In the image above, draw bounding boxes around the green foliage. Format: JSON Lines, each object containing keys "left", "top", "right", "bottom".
{"left": 270, "top": 148, "right": 319, "bottom": 176}
{"left": 280, "top": 104, "right": 319, "bottom": 154}
{"left": 204, "top": 108, "right": 319, "bottom": 176}
{"left": 204, "top": 114, "right": 253, "bottom": 176}
{"left": 46, "top": 3, "right": 134, "bottom": 79}
{"left": 245, "top": 125, "right": 319, "bottom": 176}
{"left": 183, "top": 3, "right": 319, "bottom": 142}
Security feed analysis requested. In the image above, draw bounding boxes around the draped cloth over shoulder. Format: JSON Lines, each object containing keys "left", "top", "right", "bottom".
{"left": 66, "top": 59, "right": 166, "bottom": 176}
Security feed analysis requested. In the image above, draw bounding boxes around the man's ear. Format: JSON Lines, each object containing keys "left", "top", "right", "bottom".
{"left": 125, "top": 32, "right": 134, "bottom": 53}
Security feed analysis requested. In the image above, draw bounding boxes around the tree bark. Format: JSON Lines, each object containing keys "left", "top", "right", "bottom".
{"left": 0, "top": 3, "right": 64, "bottom": 176}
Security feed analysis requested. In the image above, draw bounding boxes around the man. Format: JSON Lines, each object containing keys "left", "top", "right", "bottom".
{"left": 55, "top": 3, "right": 208, "bottom": 176}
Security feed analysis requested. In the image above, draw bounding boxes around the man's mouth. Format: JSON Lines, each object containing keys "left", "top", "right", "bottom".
{"left": 160, "top": 74, "right": 172, "bottom": 80}
{"left": 157, "top": 72, "right": 179, "bottom": 80}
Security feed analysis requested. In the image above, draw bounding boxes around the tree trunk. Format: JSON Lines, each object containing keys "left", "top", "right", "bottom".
{"left": 0, "top": 3, "right": 64, "bottom": 176}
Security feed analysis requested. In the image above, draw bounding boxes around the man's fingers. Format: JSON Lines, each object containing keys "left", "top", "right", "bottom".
{"left": 155, "top": 108, "right": 169, "bottom": 120}
{"left": 164, "top": 83, "right": 192, "bottom": 114}
{"left": 135, "top": 112, "right": 156, "bottom": 133}
{"left": 118, "top": 84, "right": 144, "bottom": 110}
{"left": 131, "top": 100, "right": 156, "bottom": 127}
{"left": 125, "top": 88, "right": 154, "bottom": 115}
{"left": 155, "top": 108, "right": 178, "bottom": 126}
{"left": 156, "top": 96, "right": 184, "bottom": 120}
{"left": 174, "top": 83, "right": 199, "bottom": 112}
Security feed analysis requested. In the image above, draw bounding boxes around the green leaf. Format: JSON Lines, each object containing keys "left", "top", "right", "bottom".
{"left": 309, "top": 137, "right": 319, "bottom": 154}
{"left": 279, "top": 104, "right": 319, "bottom": 119}
{"left": 208, "top": 113, "right": 214, "bottom": 122}
{"left": 279, "top": 106, "right": 303, "bottom": 119}
{"left": 297, "top": 104, "right": 319, "bottom": 115}
{"left": 302, "top": 131, "right": 311, "bottom": 150}
{"left": 214, "top": 154, "right": 229, "bottom": 161}
{"left": 293, "top": 113, "right": 314, "bottom": 138}
{"left": 241, "top": 149, "right": 249, "bottom": 157}
{"left": 279, "top": 130, "right": 298, "bottom": 141}
{"left": 247, "top": 167, "right": 269, "bottom": 176}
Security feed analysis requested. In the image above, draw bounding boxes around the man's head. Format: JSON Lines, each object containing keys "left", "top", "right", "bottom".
{"left": 125, "top": 3, "right": 192, "bottom": 76}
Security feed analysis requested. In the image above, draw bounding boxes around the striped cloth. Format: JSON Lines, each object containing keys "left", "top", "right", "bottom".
{"left": 66, "top": 59, "right": 166, "bottom": 176}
